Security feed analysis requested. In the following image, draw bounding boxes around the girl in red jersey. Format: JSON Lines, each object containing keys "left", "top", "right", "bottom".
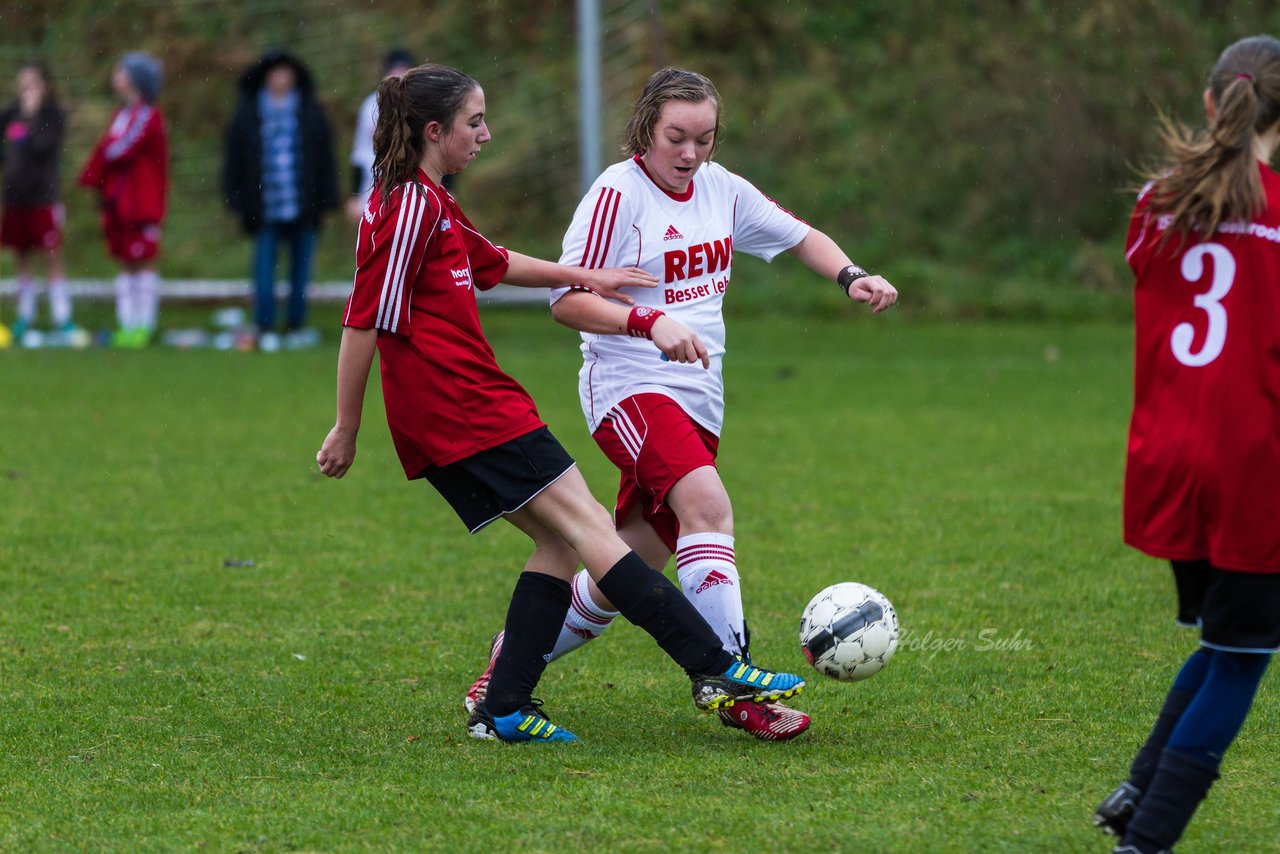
{"left": 464, "top": 68, "right": 897, "bottom": 742}
{"left": 0, "top": 60, "right": 70, "bottom": 340}
{"left": 314, "top": 64, "right": 805, "bottom": 744}
{"left": 1095, "top": 36, "right": 1280, "bottom": 853}
{"left": 79, "top": 52, "right": 167, "bottom": 348}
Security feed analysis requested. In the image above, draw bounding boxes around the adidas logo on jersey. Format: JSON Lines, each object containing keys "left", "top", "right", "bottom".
{"left": 695, "top": 569, "right": 735, "bottom": 594}
{"left": 441, "top": 217, "right": 452, "bottom": 232}
{"left": 663, "top": 224, "right": 684, "bottom": 242}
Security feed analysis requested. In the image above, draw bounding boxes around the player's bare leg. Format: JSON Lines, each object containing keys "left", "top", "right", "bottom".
{"left": 666, "top": 465, "right": 811, "bottom": 741}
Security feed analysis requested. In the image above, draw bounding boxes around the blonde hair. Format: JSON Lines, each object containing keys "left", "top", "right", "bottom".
{"left": 622, "top": 67, "right": 722, "bottom": 158}
{"left": 1144, "top": 35, "right": 1280, "bottom": 242}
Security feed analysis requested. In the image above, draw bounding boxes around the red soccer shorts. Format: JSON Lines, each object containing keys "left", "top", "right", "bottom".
{"left": 103, "top": 215, "right": 161, "bottom": 262}
{"left": 591, "top": 392, "right": 720, "bottom": 552}
{"left": 0, "top": 204, "right": 63, "bottom": 252}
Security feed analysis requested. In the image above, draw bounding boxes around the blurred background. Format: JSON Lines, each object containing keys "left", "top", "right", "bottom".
{"left": 3, "top": 0, "right": 1280, "bottom": 319}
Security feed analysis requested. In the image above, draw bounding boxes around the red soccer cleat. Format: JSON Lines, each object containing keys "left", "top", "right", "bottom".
{"left": 463, "top": 631, "right": 504, "bottom": 714}
{"left": 718, "top": 700, "right": 811, "bottom": 741}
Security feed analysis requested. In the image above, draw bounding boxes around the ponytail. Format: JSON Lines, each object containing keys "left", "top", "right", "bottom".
{"left": 372, "top": 74, "right": 418, "bottom": 208}
{"left": 371, "top": 63, "right": 479, "bottom": 209}
{"left": 1144, "top": 35, "right": 1280, "bottom": 243}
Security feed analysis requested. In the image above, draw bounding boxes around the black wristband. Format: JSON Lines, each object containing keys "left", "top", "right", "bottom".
{"left": 836, "top": 264, "right": 870, "bottom": 295}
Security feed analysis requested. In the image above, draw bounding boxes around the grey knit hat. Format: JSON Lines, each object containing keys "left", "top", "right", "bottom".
{"left": 120, "top": 52, "right": 162, "bottom": 103}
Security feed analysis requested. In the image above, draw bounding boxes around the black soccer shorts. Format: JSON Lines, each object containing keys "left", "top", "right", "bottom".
{"left": 421, "top": 426, "right": 576, "bottom": 534}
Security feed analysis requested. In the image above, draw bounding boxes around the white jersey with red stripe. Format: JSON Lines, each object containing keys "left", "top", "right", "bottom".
{"left": 551, "top": 157, "right": 809, "bottom": 435}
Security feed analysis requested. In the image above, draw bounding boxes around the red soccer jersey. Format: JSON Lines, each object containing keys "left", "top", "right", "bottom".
{"left": 78, "top": 103, "right": 168, "bottom": 224}
{"left": 1123, "top": 162, "right": 1280, "bottom": 573}
{"left": 344, "top": 171, "right": 544, "bottom": 476}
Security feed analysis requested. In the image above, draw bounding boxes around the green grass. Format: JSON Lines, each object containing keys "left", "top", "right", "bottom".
{"left": 1, "top": 312, "right": 1276, "bottom": 852}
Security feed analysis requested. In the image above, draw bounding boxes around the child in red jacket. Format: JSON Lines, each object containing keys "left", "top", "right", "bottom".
{"left": 79, "top": 52, "right": 167, "bottom": 347}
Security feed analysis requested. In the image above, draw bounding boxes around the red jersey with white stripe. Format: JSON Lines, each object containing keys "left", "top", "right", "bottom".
{"left": 1123, "top": 162, "right": 1280, "bottom": 573}
{"left": 551, "top": 157, "right": 810, "bottom": 435}
{"left": 78, "top": 103, "right": 168, "bottom": 224}
{"left": 344, "top": 171, "right": 544, "bottom": 475}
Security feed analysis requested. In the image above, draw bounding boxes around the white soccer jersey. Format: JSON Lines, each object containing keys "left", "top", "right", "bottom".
{"left": 551, "top": 157, "right": 810, "bottom": 435}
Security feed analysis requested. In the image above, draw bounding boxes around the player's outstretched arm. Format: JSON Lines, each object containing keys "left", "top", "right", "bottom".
{"left": 787, "top": 229, "right": 898, "bottom": 313}
{"left": 503, "top": 251, "right": 657, "bottom": 305}
{"left": 551, "top": 290, "right": 709, "bottom": 368}
{"left": 317, "top": 325, "right": 378, "bottom": 479}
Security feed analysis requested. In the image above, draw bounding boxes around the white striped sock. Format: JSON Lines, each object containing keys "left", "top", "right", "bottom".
{"left": 676, "top": 532, "right": 745, "bottom": 656}
{"left": 548, "top": 569, "right": 619, "bottom": 661}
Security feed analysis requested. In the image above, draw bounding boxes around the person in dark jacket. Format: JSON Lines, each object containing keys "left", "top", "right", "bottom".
{"left": 1, "top": 60, "right": 70, "bottom": 340}
{"left": 223, "top": 49, "right": 336, "bottom": 350}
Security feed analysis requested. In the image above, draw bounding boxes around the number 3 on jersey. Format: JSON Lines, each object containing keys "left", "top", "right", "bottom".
{"left": 1172, "top": 242, "right": 1235, "bottom": 367}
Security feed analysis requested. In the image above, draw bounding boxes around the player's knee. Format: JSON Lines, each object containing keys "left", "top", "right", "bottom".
{"left": 542, "top": 490, "right": 617, "bottom": 546}
{"left": 531, "top": 534, "right": 578, "bottom": 569}
{"left": 668, "top": 472, "right": 733, "bottom": 533}
{"left": 678, "top": 496, "right": 732, "bottom": 533}
{"left": 577, "top": 498, "right": 618, "bottom": 538}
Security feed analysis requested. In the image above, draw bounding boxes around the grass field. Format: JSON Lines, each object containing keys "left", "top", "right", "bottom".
{"left": 1, "top": 310, "right": 1276, "bottom": 852}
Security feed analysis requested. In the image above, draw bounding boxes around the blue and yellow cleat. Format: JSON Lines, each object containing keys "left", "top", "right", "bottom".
{"left": 467, "top": 700, "right": 577, "bottom": 743}
{"left": 691, "top": 658, "right": 806, "bottom": 711}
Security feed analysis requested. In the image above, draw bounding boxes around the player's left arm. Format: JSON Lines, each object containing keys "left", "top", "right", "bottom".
{"left": 786, "top": 228, "right": 898, "bottom": 313}
{"left": 551, "top": 289, "right": 709, "bottom": 368}
{"left": 503, "top": 251, "right": 657, "bottom": 305}
{"left": 103, "top": 108, "right": 158, "bottom": 164}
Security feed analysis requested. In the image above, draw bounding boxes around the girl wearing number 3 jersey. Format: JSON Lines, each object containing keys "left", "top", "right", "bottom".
{"left": 464, "top": 68, "right": 897, "bottom": 741}
{"left": 1094, "top": 36, "right": 1280, "bottom": 853}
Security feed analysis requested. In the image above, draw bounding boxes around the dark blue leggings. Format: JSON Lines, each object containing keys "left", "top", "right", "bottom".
{"left": 1166, "top": 646, "right": 1271, "bottom": 765}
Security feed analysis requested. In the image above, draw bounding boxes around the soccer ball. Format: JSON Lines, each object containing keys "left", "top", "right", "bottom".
{"left": 799, "top": 582, "right": 899, "bottom": 681}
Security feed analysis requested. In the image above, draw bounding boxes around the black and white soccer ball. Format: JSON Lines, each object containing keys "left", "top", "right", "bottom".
{"left": 799, "top": 582, "right": 899, "bottom": 681}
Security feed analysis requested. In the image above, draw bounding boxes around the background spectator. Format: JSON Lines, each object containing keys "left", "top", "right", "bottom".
{"left": 78, "top": 52, "right": 167, "bottom": 348}
{"left": 347, "top": 48, "right": 415, "bottom": 223}
{"left": 1, "top": 60, "right": 69, "bottom": 342}
{"left": 223, "top": 48, "right": 336, "bottom": 352}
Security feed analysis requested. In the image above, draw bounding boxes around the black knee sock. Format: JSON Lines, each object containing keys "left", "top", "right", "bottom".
{"left": 1122, "top": 748, "right": 1219, "bottom": 853}
{"left": 594, "top": 551, "right": 734, "bottom": 677}
{"left": 1128, "top": 647, "right": 1211, "bottom": 792}
{"left": 485, "top": 572, "right": 572, "bottom": 718}
{"left": 1128, "top": 688, "right": 1196, "bottom": 792}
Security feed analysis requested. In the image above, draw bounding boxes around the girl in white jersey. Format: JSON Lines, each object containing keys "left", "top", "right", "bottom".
{"left": 466, "top": 68, "right": 897, "bottom": 741}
